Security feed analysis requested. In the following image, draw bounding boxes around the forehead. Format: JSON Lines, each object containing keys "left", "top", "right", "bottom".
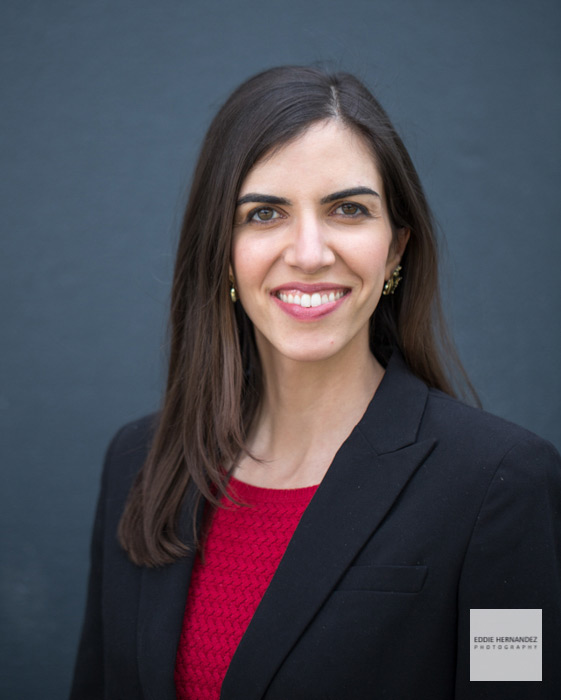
{"left": 239, "top": 120, "right": 383, "bottom": 196}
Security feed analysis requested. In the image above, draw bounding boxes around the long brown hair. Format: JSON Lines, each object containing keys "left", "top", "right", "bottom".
{"left": 119, "top": 65, "right": 477, "bottom": 567}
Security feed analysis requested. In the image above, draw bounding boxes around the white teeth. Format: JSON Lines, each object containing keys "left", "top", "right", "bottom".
{"left": 277, "top": 290, "right": 346, "bottom": 307}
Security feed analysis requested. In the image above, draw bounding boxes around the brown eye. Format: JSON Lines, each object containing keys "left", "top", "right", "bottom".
{"left": 340, "top": 203, "right": 359, "bottom": 215}
{"left": 250, "top": 207, "right": 278, "bottom": 222}
{"left": 334, "top": 202, "right": 368, "bottom": 218}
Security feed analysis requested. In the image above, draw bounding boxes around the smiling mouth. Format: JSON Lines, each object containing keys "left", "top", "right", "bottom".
{"left": 274, "top": 289, "right": 349, "bottom": 308}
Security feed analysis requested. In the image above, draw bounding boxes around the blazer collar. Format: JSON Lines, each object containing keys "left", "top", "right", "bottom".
{"left": 221, "top": 351, "right": 435, "bottom": 699}
{"left": 358, "top": 350, "right": 431, "bottom": 454}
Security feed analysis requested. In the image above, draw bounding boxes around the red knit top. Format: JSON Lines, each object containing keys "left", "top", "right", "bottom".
{"left": 174, "top": 476, "right": 319, "bottom": 700}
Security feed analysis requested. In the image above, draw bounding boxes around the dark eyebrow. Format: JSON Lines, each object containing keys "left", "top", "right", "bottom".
{"left": 320, "top": 187, "right": 380, "bottom": 204}
{"left": 236, "top": 186, "right": 380, "bottom": 208}
{"left": 236, "top": 193, "right": 292, "bottom": 206}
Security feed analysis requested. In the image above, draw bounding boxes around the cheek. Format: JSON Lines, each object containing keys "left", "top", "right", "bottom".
{"left": 231, "top": 239, "right": 249, "bottom": 283}
{"left": 349, "top": 239, "right": 393, "bottom": 284}
{"left": 231, "top": 238, "right": 271, "bottom": 293}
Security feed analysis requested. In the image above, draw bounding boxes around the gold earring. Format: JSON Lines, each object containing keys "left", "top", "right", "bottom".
{"left": 229, "top": 277, "right": 238, "bottom": 303}
{"left": 382, "top": 265, "right": 403, "bottom": 296}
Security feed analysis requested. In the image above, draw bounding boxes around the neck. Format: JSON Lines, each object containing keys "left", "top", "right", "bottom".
{"left": 236, "top": 335, "right": 384, "bottom": 488}
{"left": 262, "top": 346, "right": 380, "bottom": 416}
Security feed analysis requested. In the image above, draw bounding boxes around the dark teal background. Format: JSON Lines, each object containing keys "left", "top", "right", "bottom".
{"left": 1, "top": 1, "right": 560, "bottom": 697}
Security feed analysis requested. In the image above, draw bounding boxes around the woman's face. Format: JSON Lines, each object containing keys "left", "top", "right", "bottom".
{"left": 231, "top": 120, "right": 408, "bottom": 367}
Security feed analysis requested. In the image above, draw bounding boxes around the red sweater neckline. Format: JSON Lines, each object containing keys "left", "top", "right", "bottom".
{"left": 226, "top": 474, "right": 320, "bottom": 504}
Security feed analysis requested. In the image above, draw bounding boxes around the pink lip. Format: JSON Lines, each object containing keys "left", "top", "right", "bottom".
{"left": 271, "top": 282, "right": 348, "bottom": 294}
{"left": 271, "top": 286, "right": 350, "bottom": 321}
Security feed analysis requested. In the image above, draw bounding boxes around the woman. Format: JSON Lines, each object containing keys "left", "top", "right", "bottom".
{"left": 70, "top": 66, "right": 561, "bottom": 699}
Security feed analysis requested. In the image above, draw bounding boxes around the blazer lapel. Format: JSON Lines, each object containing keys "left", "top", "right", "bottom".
{"left": 221, "top": 352, "right": 435, "bottom": 700}
{"left": 137, "top": 487, "right": 203, "bottom": 700}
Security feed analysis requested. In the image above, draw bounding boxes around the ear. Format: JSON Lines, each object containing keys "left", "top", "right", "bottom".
{"left": 228, "top": 263, "right": 234, "bottom": 281}
{"left": 385, "top": 228, "right": 410, "bottom": 279}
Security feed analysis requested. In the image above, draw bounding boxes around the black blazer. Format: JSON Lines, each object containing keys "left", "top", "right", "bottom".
{"left": 70, "top": 353, "right": 561, "bottom": 699}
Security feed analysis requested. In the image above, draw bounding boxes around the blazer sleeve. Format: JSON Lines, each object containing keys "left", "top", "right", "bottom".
{"left": 68, "top": 428, "right": 124, "bottom": 700}
{"left": 455, "top": 434, "right": 561, "bottom": 698}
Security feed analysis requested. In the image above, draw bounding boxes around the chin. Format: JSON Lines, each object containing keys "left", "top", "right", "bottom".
{"left": 268, "top": 340, "right": 348, "bottom": 365}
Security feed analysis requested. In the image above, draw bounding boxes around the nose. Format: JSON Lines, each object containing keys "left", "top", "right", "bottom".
{"left": 283, "top": 214, "right": 336, "bottom": 273}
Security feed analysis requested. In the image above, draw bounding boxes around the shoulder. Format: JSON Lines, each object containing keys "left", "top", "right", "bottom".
{"left": 98, "top": 412, "right": 160, "bottom": 511}
{"left": 422, "top": 386, "right": 553, "bottom": 450}
{"left": 105, "top": 412, "right": 160, "bottom": 463}
{"left": 420, "top": 388, "right": 560, "bottom": 482}
{"left": 414, "top": 391, "right": 561, "bottom": 578}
